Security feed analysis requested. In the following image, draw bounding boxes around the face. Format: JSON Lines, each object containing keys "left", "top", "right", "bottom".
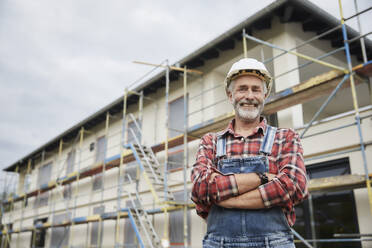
{"left": 228, "top": 75, "right": 266, "bottom": 122}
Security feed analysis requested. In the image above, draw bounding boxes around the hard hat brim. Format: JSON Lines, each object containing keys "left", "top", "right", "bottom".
{"left": 229, "top": 70, "right": 267, "bottom": 84}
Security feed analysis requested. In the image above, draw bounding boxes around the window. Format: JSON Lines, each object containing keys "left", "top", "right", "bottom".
{"left": 267, "top": 113, "right": 278, "bottom": 127}
{"left": 293, "top": 158, "right": 361, "bottom": 248}
{"left": 2, "top": 174, "right": 18, "bottom": 212}
{"left": 168, "top": 145, "right": 184, "bottom": 171}
{"left": 35, "top": 162, "right": 52, "bottom": 207}
{"left": 24, "top": 174, "right": 31, "bottom": 193}
{"left": 22, "top": 173, "right": 31, "bottom": 207}
{"left": 66, "top": 150, "right": 76, "bottom": 175}
{"left": 64, "top": 150, "right": 75, "bottom": 199}
{"left": 90, "top": 205, "right": 105, "bottom": 247}
{"left": 169, "top": 96, "right": 187, "bottom": 138}
{"left": 124, "top": 200, "right": 139, "bottom": 248}
{"left": 169, "top": 191, "right": 191, "bottom": 247}
{"left": 95, "top": 136, "right": 106, "bottom": 163}
{"left": 123, "top": 162, "right": 138, "bottom": 184}
{"left": 30, "top": 218, "right": 47, "bottom": 248}
{"left": 127, "top": 119, "right": 142, "bottom": 145}
{"left": 50, "top": 212, "right": 71, "bottom": 247}
{"left": 93, "top": 136, "right": 106, "bottom": 191}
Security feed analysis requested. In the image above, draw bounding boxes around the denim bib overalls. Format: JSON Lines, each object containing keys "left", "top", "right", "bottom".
{"left": 203, "top": 125, "right": 294, "bottom": 248}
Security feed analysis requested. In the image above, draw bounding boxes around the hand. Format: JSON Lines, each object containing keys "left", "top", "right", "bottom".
{"left": 266, "top": 173, "right": 276, "bottom": 181}
{"left": 209, "top": 172, "right": 219, "bottom": 183}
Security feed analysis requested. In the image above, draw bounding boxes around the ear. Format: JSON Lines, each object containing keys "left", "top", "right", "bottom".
{"left": 228, "top": 90, "right": 233, "bottom": 104}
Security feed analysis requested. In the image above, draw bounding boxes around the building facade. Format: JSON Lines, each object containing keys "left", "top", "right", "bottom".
{"left": 1, "top": 0, "right": 372, "bottom": 247}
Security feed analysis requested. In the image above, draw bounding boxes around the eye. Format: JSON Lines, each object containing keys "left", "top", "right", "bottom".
{"left": 238, "top": 86, "right": 248, "bottom": 92}
{"left": 252, "top": 87, "right": 262, "bottom": 92}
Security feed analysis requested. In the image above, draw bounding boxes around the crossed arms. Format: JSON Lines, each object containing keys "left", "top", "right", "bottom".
{"left": 190, "top": 130, "right": 308, "bottom": 219}
{"left": 212, "top": 172, "right": 276, "bottom": 209}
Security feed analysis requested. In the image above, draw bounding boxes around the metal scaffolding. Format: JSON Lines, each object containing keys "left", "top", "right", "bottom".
{"left": 1, "top": 1, "right": 372, "bottom": 247}
{"left": 240, "top": 0, "right": 372, "bottom": 246}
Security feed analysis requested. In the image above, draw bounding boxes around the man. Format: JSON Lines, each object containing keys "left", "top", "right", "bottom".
{"left": 191, "top": 58, "right": 308, "bottom": 247}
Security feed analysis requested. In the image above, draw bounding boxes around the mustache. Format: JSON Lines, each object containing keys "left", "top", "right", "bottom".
{"left": 237, "top": 99, "right": 260, "bottom": 105}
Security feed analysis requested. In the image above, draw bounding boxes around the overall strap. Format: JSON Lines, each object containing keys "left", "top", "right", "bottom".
{"left": 216, "top": 135, "right": 227, "bottom": 158}
{"left": 259, "top": 125, "right": 277, "bottom": 155}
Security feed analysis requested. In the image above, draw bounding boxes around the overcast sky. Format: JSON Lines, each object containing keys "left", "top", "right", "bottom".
{"left": 0, "top": 0, "right": 371, "bottom": 170}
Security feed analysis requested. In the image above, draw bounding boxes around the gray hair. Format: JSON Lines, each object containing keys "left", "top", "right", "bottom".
{"left": 227, "top": 79, "right": 267, "bottom": 95}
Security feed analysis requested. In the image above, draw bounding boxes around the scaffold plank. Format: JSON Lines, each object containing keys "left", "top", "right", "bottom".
{"left": 354, "top": 60, "right": 372, "bottom": 77}
{"left": 309, "top": 174, "right": 372, "bottom": 192}
{"left": 0, "top": 204, "right": 194, "bottom": 234}
{"left": 263, "top": 70, "right": 364, "bottom": 115}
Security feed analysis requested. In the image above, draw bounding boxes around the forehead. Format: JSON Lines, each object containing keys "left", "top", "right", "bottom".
{"left": 233, "top": 75, "right": 263, "bottom": 89}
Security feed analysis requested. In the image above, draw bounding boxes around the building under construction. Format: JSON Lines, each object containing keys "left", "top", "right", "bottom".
{"left": 1, "top": 0, "right": 372, "bottom": 247}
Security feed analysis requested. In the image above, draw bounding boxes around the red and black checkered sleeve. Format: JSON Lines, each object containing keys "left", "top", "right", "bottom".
{"left": 258, "top": 129, "right": 308, "bottom": 210}
{"left": 191, "top": 133, "right": 238, "bottom": 218}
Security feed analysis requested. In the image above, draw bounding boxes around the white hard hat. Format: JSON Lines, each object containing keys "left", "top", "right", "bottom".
{"left": 225, "top": 58, "right": 272, "bottom": 97}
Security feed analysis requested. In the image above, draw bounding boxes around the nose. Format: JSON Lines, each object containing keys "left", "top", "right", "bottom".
{"left": 244, "top": 89, "right": 255, "bottom": 100}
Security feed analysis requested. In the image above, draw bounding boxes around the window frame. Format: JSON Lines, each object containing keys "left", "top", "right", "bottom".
{"left": 90, "top": 205, "right": 105, "bottom": 246}
{"left": 63, "top": 150, "right": 76, "bottom": 199}
{"left": 293, "top": 157, "right": 361, "bottom": 248}
{"left": 127, "top": 118, "right": 142, "bottom": 145}
{"left": 168, "top": 95, "right": 188, "bottom": 139}
{"left": 124, "top": 200, "right": 138, "bottom": 247}
{"left": 167, "top": 145, "right": 185, "bottom": 172}
{"left": 92, "top": 136, "right": 106, "bottom": 191}
{"left": 30, "top": 218, "right": 47, "bottom": 247}
{"left": 169, "top": 190, "right": 191, "bottom": 247}
{"left": 50, "top": 212, "right": 71, "bottom": 247}
{"left": 35, "top": 162, "right": 52, "bottom": 208}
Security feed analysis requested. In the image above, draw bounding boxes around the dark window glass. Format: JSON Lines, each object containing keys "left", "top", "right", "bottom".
{"left": 169, "top": 191, "right": 191, "bottom": 247}
{"left": 90, "top": 142, "right": 95, "bottom": 151}
{"left": 30, "top": 218, "right": 47, "bottom": 247}
{"left": 294, "top": 158, "right": 361, "bottom": 248}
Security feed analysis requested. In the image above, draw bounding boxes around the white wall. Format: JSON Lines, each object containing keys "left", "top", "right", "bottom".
{"left": 4, "top": 19, "right": 372, "bottom": 248}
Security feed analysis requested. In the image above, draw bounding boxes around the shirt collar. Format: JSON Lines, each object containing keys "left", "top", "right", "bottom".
{"left": 217, "top": 117, "right": 267, "bottom": 138}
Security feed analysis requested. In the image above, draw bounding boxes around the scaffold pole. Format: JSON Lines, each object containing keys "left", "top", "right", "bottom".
{"left": 338, "top": 0, "right": 372, "bottom": 215}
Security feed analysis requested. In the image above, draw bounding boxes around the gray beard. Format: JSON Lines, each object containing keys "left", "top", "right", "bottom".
{"left": 233, "top": 99, "right": 264, "bottom": 122}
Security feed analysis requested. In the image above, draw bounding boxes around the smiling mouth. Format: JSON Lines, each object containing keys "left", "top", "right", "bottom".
{"left": 239, "top": 103, "right": 257, "bottom": 108}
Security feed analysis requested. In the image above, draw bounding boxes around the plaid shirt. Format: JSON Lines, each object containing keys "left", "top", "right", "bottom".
{"left": 191, "top": 118, "right": 308, "bottom": 226}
